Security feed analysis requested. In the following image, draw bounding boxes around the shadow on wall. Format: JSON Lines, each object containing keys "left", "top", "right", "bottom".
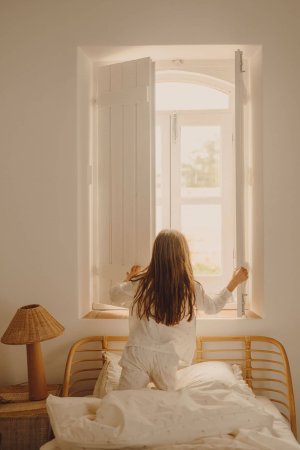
{"left": 0, "top": 344, "right": 27, "bottom": 385}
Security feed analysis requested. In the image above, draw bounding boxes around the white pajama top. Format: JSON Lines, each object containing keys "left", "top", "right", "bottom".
{"left": 110, "top": 281, "right": 231, "bottom": 365}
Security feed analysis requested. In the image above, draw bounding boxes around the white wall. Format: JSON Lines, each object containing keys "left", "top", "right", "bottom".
{"left": 1, "top": 0, "right": 300, "bottom": 434}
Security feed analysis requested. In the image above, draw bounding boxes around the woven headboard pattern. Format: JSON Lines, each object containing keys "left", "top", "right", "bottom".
{"left": 62, "top": 335, "right": 296, "bottom": 437}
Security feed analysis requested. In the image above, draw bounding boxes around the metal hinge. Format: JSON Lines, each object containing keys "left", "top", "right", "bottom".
{"left": 237, "top": 291, "right": 247, "bottom": 318}
{"left": 241, "top": 293, "right": 248, "bottom": 316}
{"left": 238, "top": 49, "right": 246, "bottom": 73}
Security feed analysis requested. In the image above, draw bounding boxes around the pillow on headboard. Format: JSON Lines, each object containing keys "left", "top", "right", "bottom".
{"left": 93, "top": 352, "right": 155, "bottom": 398}
{"left": 93, "top": 351, "right": 122, "bottom": 398}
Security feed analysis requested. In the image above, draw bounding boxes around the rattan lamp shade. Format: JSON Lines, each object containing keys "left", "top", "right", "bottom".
{"left": 1, "top": 304, "right": 64, "bottom": 401}
{"left": 1, "top": 304, "right": 64, "bottom": 345}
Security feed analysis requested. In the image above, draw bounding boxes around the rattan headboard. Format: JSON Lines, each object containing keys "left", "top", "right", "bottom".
{"left": 62, "top": 335, "right": 296, "bottom": 437}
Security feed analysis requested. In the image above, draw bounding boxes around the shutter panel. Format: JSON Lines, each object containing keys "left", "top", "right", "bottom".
{"left": 235, "top": 49, "right": 247, "bottom": 317}
{"left": 96, "top": 58, "right": 154, "bottom": 304}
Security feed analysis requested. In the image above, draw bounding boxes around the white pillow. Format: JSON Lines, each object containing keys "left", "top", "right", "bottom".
{"left": 175, "top": 361, "right": 254, "bottom": 396}
{"left": 93, "top": 351, "right": 122, "bottom": 398}
{"left": 93, "top": 353, "right": 253, "bottom": 398}
{"left": 93, "top": 351, "right": 157, "bottom": 398}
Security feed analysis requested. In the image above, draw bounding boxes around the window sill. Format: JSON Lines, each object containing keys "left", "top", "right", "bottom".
{"left": 195, "top": 309, "right": 261, "bottom": 319}
{"left": 83, "top": 309, "right": 261, "bottom": 319}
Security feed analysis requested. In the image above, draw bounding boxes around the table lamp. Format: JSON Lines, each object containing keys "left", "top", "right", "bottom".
{"left": 1, "top": 304, "right": 64, "bottom": 401}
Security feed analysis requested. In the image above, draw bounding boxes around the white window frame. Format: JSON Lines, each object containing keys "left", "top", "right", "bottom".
{"left": 155, "top": 71, "right": 237, "bottom": 308}
{"left": 156, "top": 110, "right": 234, "bottom": 295}
{"left": 89, "top": 50, "right": 255, "bottom": 317}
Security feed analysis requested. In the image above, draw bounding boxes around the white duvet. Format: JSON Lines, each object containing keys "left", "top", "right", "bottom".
{"left": 44, "top": 387, "right": 300, "bottom": 450}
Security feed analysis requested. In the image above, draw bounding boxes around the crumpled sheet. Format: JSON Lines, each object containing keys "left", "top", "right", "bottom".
{"left": 42, "top": 386, "right": 300, "bottom": 450}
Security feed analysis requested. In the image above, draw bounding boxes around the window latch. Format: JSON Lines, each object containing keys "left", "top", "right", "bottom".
{"left": 171, "top": 113, "right": 177, "bottom": 143}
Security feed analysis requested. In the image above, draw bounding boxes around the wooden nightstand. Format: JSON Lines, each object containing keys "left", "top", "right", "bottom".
{"left": 0, "top": 384, "right": 61, "bottom": 450}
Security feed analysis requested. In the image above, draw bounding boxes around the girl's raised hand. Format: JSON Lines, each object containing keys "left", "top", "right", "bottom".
{"left": 226, "top": 266, "right": 248, "bottom": 292}
{"left": 125, "top": 265, "right": 142, "bottom": 281}
{"left": 233, "top": 266, "right": 249, "bottom": 284}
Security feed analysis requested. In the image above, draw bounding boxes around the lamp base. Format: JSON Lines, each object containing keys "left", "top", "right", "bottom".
{"left": 26, "top": 342, "right": 48, "bottom": 400}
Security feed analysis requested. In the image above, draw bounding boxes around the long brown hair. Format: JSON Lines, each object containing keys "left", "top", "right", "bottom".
{"left": 131, "top": 229, "right": 196, "bottom": 325}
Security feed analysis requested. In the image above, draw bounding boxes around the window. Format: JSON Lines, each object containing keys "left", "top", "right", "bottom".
{"left": 84, "top": 46, "right": 263, "bottom": 318}
{"left": 155, "top": 73, "right": 235, "bottom": 296}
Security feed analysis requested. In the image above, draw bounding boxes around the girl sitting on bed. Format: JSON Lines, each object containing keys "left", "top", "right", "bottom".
{"left": 110, "top": 229, "right": 248, "bottom": 391}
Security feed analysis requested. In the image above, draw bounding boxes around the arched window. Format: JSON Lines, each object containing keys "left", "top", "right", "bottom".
{"left": 155, "top": 71, "right": 235, "bottom": 294}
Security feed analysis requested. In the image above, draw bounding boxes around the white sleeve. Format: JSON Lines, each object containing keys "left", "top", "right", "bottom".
{"left": 109, "top": 281, "right": 136, "bottom": 308}
{"left": 195, "top": 282, "right": 232, "bottom": 314}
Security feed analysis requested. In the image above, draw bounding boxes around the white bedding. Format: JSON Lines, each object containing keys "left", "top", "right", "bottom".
{"left": 42, "top": 389, "right": 300, "bottom": 450}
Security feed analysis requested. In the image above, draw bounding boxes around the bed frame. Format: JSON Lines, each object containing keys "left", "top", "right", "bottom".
{"left": 62, "top": 335, "right": 297, "bottom": 437}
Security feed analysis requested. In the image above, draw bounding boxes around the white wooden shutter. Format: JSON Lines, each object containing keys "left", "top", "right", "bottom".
{"left": 96, "top": 57, "right": 154, "bottom": 304}
{"left": 235, "top": 49, "right": 247, "bottom": 317}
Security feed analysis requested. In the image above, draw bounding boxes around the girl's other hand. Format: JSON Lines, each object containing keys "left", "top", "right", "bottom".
{"left": 233, "top": 266, "right": 248, "bottom": 284}
{"left": 125, "top": 265, "right": 142, "bottom": 281}
{"left": 226, "top": 266, "right": 248, "bottom": 292}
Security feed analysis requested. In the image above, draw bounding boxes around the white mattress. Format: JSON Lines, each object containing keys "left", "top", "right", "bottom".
{"left": 40, "top": 395, "right": 299, "bottom": 450}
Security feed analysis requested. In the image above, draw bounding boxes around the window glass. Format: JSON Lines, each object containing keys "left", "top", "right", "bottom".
{"left": 155, "top": 76, "right": 233, "bottom": 292}
{"left": 180, "top": 125, "right": 222, "bottom": 276}
{"left": 181, "top": 126, "right": 221, "bottom": 198}
{"left": 181, "top": 204, "right": 222, "bottom": 275}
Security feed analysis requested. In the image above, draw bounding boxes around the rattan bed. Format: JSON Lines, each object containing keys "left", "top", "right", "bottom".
{"left": 62, "top": 335, "right": 297, "bottom": 438}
